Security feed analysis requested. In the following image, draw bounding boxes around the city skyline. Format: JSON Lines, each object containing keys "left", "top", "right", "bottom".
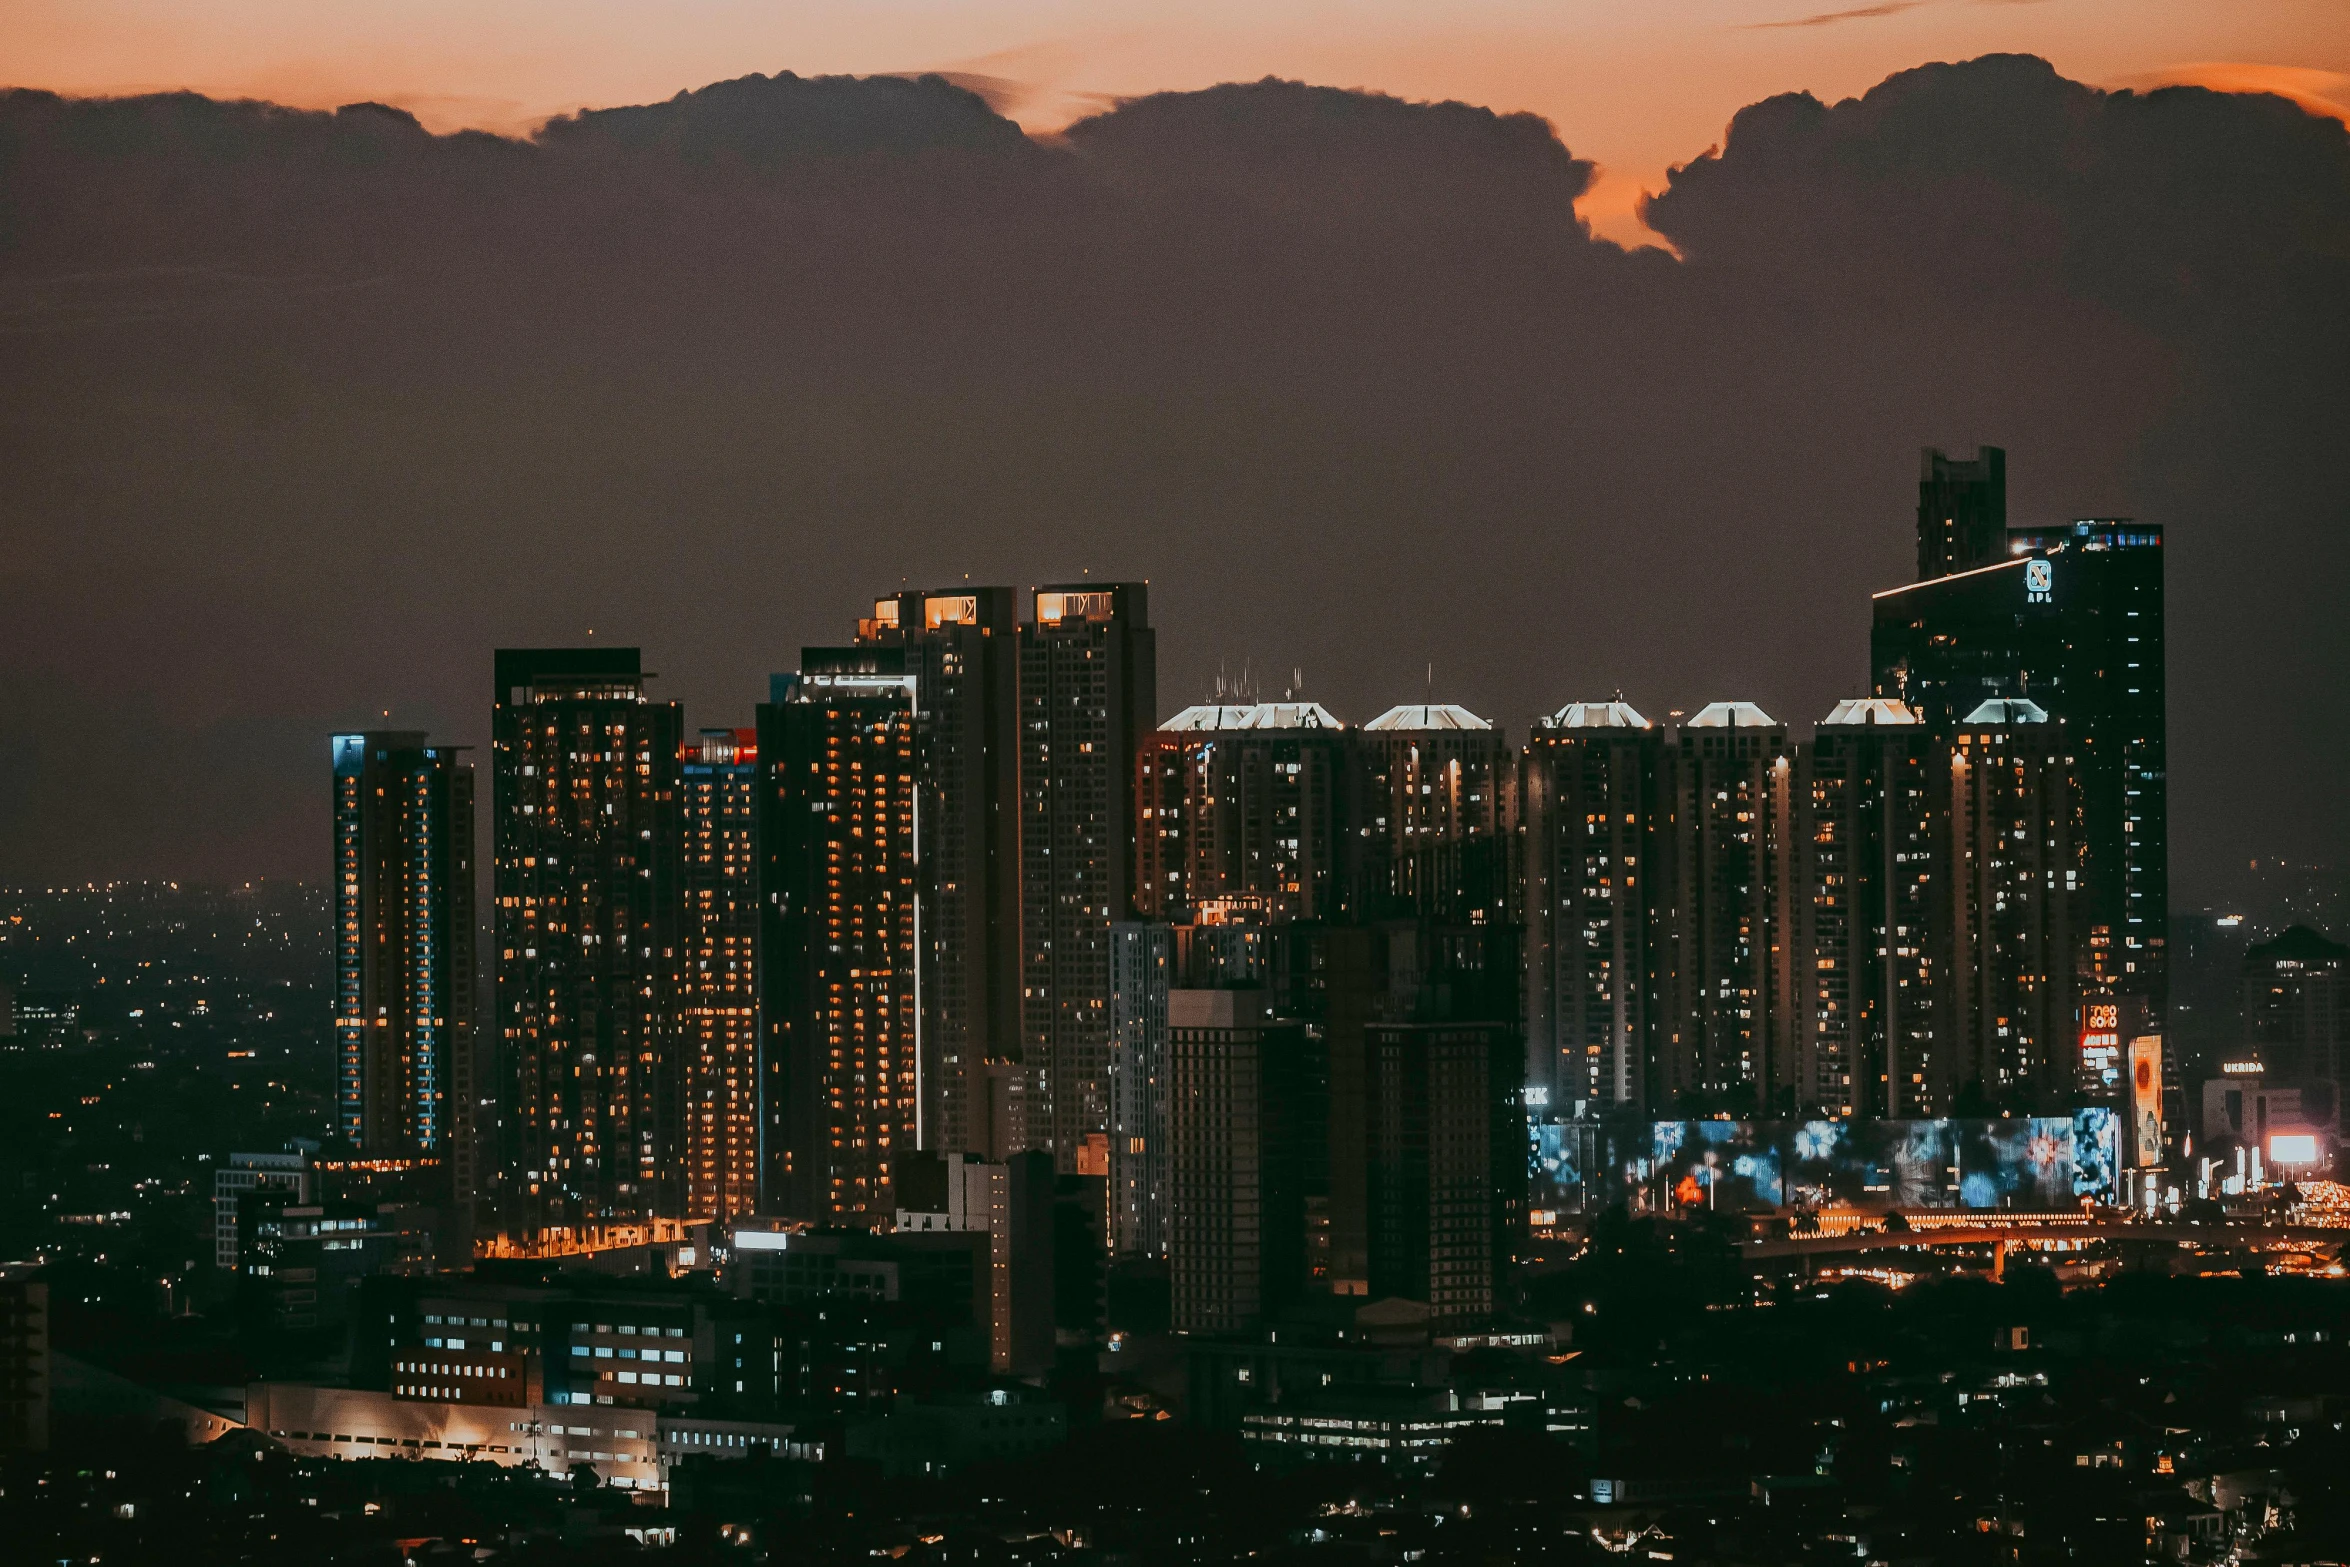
{"left": 298, "top": 449, "right": 2170, "bottom": 1246}
{"left": 4, "top": 0, "right": 2350, "bottom": 1545}
{"left": 1, "top": 53, "right": 2343, "bottom": 912}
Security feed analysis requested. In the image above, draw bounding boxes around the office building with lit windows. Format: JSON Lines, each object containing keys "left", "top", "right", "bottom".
{"left": 1799, "top": 700, "right": 1942, "bottom": 1118}
{"left": 1019, "top": 583, "right": 1155, "bottom": 1172}
{"left": 857, "top": 589, "right": 1021, "bottom": 1159}
{"left": 1872, "top": 448, "right": 2166, "bottom": 1032}
{"left": 757, "top": 648, "right": 923, "bottom": 1223}
{"left": 1357, "top": 705, "right": 1512, "bottom": 926}
{"left": 1656, "top": 703, "right": 1802, "bottom": 1112}
{"left": 332, "top": 733, "right": 477, "bottom": 1168}
{"left": 681, "top": 729, "right": 760, "bottom": 1221}
{"left": 1520, "top": 700, "right": 1662, "bottom": 1120}
{"left": 492, "top": 648, "right": 685, "bottom": 1240}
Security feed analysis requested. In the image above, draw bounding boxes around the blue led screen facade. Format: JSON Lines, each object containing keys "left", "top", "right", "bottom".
{"left": 1532, "top": 1110, "right": 2120, "bottom": 1213}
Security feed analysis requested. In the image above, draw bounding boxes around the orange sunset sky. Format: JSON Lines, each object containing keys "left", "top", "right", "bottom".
{"left": 4, "top": 0, "right": 2346, "bottom": 245}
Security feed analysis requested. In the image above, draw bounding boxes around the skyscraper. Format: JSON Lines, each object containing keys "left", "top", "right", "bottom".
{"left": 1946, "top": 699, "right": 2084, "bottom": 1109}
{"left": 1105, "top": 922, "right": 1172, "bottom": 1259}
{"left": 1362, "top": 1020, "right": 1522, "bottom": 1322}
{"left": 1655, "top": 703, "right": 1801, "bottom": 1113}
{"left": 2240, "top": 926, "right": 2348, "bottom": 1098}
{"left": 492, "top": 648, "right": 684, "bottom": 1239}
{"left": 1915, "top": 444, "right": 2007, "bottom": 581}
{"left": 757, "top": 648, "right": 922, "bottom": 1223}
{"left": 1135, "top": 705, "right": 1251, "bottom": 923}
{"left": 1164, "top": 989, "right": 1313, "bottom": 1332}
{"left": 680, "top": 728, "right": 760, "bottom": 1221}
{"left": 1357, "top": 705, "right": 1512, "bottom": 926}
{"left": 1799, "top": 700, "right": 1945, "bottom": 1117}
{"left": 1873, "top": 477, "right": 2167, "bottom": 1032}
{"left": 858, "top": 589, "right": 1020, "bottom": 1157}
{"left": 331, "top": 733, "right": 476, "bottom": 1167}
{"left": 1520, "top": 700, "right": 1661, "bottom": 1119}
{"left": 1020, "top": 583, "right": 1155, "bottom": 1171}
{"left": 1132, "top": 701, "right": 1352, "bottom": 925}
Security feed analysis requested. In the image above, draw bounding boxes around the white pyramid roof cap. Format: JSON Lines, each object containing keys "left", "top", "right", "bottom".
{"left": 1820, "top": 698, "right": 1921, "bottom": 727}
{"left": 1684, "top": 701, "right": 1778, "bottom": 728}
{"left": 1247, "top": 702, "right": 1345, "bottom": 730}
{"left": 1365, "top": 704, "right": 1491, "bottom": 732}
{"left": 1160, "top": 705, "right": 1258, "bottom": 732}
{"left": 1962, "top": 697, "right": 2051, "bottom": 724}
{"left": 1544, "top": 700, "right": 1650, "bottom": 730}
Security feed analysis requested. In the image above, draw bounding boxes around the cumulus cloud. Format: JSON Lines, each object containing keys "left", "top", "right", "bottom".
{"left": 0, "top": 57, "right": 2342, "bottom": 896}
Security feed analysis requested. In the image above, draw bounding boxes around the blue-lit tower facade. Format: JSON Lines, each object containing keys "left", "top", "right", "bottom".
{"left": 332, "top": 732, "right": 476, "bottom": 1167}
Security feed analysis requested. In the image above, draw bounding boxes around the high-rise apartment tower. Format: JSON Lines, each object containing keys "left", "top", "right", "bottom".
{"left": 331, "top": 733, "right": 476, "bottom": 1165}
{"left": 680, "top": 728, "right": 760, "bottom": 1221}
{"left": 858, "top": 589, "right": 1020, "bottom": 1156}
{"left": 1020, "top": 584, "right": 1155, "bottom": 1171}
{"left": 758, "top": 649, "right": 923, "bottom": 1223}
{"left": 492, "top": 648, "right": 684, "bottom": 1238}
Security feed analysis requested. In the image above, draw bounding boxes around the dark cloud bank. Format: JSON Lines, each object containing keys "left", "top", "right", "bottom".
{"left": 0, "top": 55, "right": 2343, "bottom": 898}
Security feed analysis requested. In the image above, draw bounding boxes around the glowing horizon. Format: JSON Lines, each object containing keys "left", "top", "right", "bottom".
{"left": 3, "top": 0, "right": 2341, "bottom": 246}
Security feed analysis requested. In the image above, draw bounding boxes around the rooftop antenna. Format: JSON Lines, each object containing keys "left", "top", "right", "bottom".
{"left": 1426, "top": 661, "right": 1434, "bottom": 706}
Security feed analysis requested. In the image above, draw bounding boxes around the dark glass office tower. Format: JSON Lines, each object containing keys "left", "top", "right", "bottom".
{"left": 680, "top": 728, "right": 760, "bottom": 1221}
{"left": 492, "top": 649, "right": 684, "bottom": 1240}
{"left": 1799, "top": 701, "right": 1941, "bottom": 1118}
{"left": 1164, "top": 989, "right": 1313, "bottom": 1332}
{"left": 1916, "top": 444, "right": 2007, "bottom": 580}
{"left": 1656, "top": 703, "right": 1802, "bottom": 1114}
{"left": 1362, "top": 1020, "right": 1522, "bottom": 1323}
{"left": 1520, "top": 701, "right": 1661, "bottom": 1119}
{"left": 2241, "top": 926, "right": 2349, "bottom": 1098}
{"left": 331, "top": 733, "right": 476, "bottom": 1167}
{"left": 1106, "top": 922, "right": 1173, "bottom": 1260}
{"left": 1019, "top": 584, "right": 1155, "bottom": 1172}
{"left": 757, "top": 649, "right": 922, "bottom": 1223}
{"left": 1357, "top": 705, "right": 1512, "bottom": 926}
{"left": 858, "top": 589, "right": 1020, "bottom": 1157}
{"left": 1873, "top": 491, "right": 2167, "bottom": 1031}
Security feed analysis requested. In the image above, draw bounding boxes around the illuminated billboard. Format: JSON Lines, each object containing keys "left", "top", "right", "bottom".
{"left": 1650, "top": 1120, "right": 1783, "bottom": 1210}
{"left": 1622, "top": 1110, "right": 2121, "bottom": 1213}
{"left": 2128, "top": 1036, "right": 2163, "bottom": 1168}
{"left": 2079, "top": 1002, "right": 2122, "bottom": 1090}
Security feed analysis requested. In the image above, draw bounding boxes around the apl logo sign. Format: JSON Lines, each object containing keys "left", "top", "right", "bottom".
{"left": 2024, "top": 558, "right": 2054, "bottom": 603}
